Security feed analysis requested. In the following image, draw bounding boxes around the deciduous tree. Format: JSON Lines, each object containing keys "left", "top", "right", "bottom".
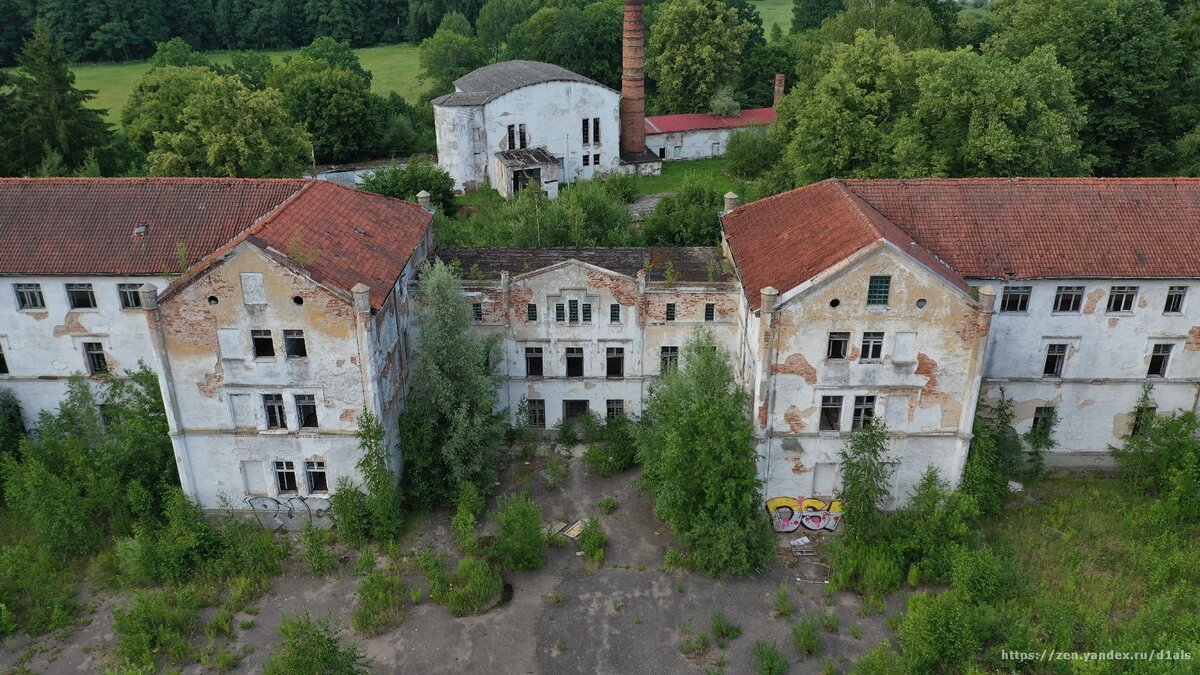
{"left": 646, "top": 0, "right": 753, "bottom": 114}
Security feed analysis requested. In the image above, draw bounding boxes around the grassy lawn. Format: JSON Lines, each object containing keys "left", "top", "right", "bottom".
{"left": 754, "top": 0, "right": 792, "bottom": 37}
{"left": 59, "top": 43, "right": 422, "bottom": 122}
{"left": 630, "top": 157, "right": 746, "bottom": 197}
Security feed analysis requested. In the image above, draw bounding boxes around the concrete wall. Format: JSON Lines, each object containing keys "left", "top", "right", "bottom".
{"left": 978, "top": 277, "right": 1200, "bottom": 468}
{"left": 646, "top": 128, "right": 737, "bottom": 162}
{"left": 752, "top": 245, "right": 991, "bottom": 519}
{"left": 0, "top": 273, "right": 170, "bottom": 428}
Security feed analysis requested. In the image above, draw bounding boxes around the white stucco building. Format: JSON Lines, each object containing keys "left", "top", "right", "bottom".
{"left": 644, "top": 107, "right": 776, "bottom": 162}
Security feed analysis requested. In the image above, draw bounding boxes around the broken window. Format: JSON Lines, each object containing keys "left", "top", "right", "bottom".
{"left": 581, "top": 118, "right": 590, "bottom": 144}
{"left": 820, "top": 396, "right": 843, "bottom": 431}
{"left": 568, "top": 300, "right": 579, "bottom": 323}
{"left": 83, "top": 342, "right": 107, "bottom": 375}
{"left": 606, "top": 347, "right": 624, "bottom": 379}
{"left": 1053, "top": 286, "right": 1084, "bottom": 313}
{"left": 851, "top": 395, "right": 876, "bottom": 429}
{"left": 1000, "top": 286, "right": 1031, "bottom": 313}
{"left": 305, "top": 460, "right": 327, "bottom": 492}
{"left": 263, "top": 394, "right": 286, "bottom": 429}
{"left": 606, "top": 399, "right": 623, "bottom": 420}
{"left": 0, "top": 345, "right": 9, "bottom": 374}
{"left": 1165, "top": 286, "right": 1187, "bottom": 314}
{"left": 525, "top": 347, "right": 543, "bottom": 378}
{"left": 1148, "top": 343, "right": 1173, "bottom": 377}
{"left": 866, "top": 276, "right": 891, "bottom": 305}
{"left": 583, "top": 154, "right": 590, "bottom": 167}
{"left": 296, "top": 394, "right": 318, "bottom": 428}
{"left": 518, "top": 123, "right": 527, "bottom": 149}
{"left": 827, "top": 332, "right": 850, "bottom": 360}
{"left": 528, "top": 399, "right": 546, "bottom": 428}
{"left": 610, "top": 303, "right": 620, "bottom": 323}
{"left": 284, "top": 330, "right": 307, "bottom": 359}
{"left": 566, "top": 347, "right": 584, "bottom": 377}
{"left": 14, "top": 283, "right": 45, "bottom": 310}
{"left": 507, "top": 124, "right": 515, "bottom": 149}
{"left": 527, "top": 303, "right": 537, "bottom": 321}
{"left": 1032, "top": 406, "right": 1055, "bottom": 434}
{"left": 593, "top": 118, "right": 600, "bottom": 144}
{"left": 252, "top": 330, "right": 275, "bottom": 358}
{"left": 861, "top": 332, "right": 883, "bottom": 360}
{"left": 666, "top": 303, "right": 676, "bottom": 321}
{"left": 472, "top": 303, "right": 483, "bottom": 321}
{"left": 556, "top": 303, "right": 565, "bottom": 322}
{"left": 593, "top": 153, "right": 599, "bottom": 165}
{"left": 704, "top": 303, "right": 715, "bottom": 321}
{"left": 118, "top": 283, "right": 142, "bottom": 309}
{"left": 274, "top": 460, "right": 297, "bottom": 492}
{"left": 582, "top": 303, "right": 592, "bottom": 323}
{"left": 1132, "top": 405, "right": 1157, "bottom": 436}
{"left": 1043, "top": 343, "right": 1067, "bottom": 377}
{"left": 1107, "top": 285, "right": 1138, "bottom": 312}
{"left": 661, "top": 346, "right": 679, "bottom": 371}
{"left": 66, "top": 283, "right": 96, "bottom": 309}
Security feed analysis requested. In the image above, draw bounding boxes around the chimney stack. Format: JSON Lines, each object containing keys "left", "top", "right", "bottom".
{"left": 416, "top": 190, "right": 431, "bottom": 211}
{"left": 620, "top": 0, "right": 647, "bottom": 156}
{"left": 723, "top": 192, "right": 740, "bottom": 213}
{"left": 773, "top": 74, "right": 785, "bottom": 108}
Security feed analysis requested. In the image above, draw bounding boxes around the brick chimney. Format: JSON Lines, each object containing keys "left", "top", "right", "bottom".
{"left": 773, "top": 74, "right": 785, "bottom": 108}
{"left": 620, "top": 0, "right": 647, "bottom": 155}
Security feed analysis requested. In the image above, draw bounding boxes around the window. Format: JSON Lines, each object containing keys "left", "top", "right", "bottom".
{"left": 566, "top": 347, "right": 584, "bottom": 377}
{"left": 274, "top": 460, "right": 297, "bottom": 493}
{"left": 661, "top": 346, "right": 679, "bottom": 371}
{"left": 472, "top": 303, "right": 483, "bottom": 321}
{"left": 83, "top": 342, "right": 107, "bottom": 375}
{"left": 852, "top": 395, "right": 876, "bottom": 429}
{"left": 295, "top": 394, "right": 318, "bottom": 428}
{"left": 827, "top": 332, "right": 850, "bottom": 360}
{"left": 583, "top": 154, "right": 590, "bottom": 167}
{"left": 1000, "top": 286, "right": 1031, "bottom": 312}
{"left": 527, "top": 303, "right": 537, "bottom": 322}
{"left": 582, "top": 303, "right": 592, "bottom": 323}
{"left": 861, "top": 332, "right": 884, "bottom": 360}
{"left": 1043, "top": 343, "right": 1067, "bottom": 377}
{"left": 1031, "top": 406, "right": 1055, "bottom": 434}
{"left": 263, "top": 394, "right": 286, "bottom": 429}
{"left": 866, "top": 276, "right": 891, "bottom": 305}
{"left": 592, "top": 153, "right": 599, "bottom": 165}
{"left": 606, "top": 399, "right": 623, "bottom": 420}
{"left": 525, "top": 347, "right": 543, "bottom": 378}
{"left": 704, "top": 303, "right": 715, "bottom": 322}
{"left": 606, "top": 347, "right": 624, "bottom": 379}
{"left": 1053, "top": 286, "right": 1084, "bottom": 313}
{"left": 820, "top": 396, "right": 843, "bottom": 431}
{"left": 305, "top": 460, "right": 327, "bottom": 492}
{"left": 518, "top": 123, "right": 527, "bottom": 149}
{"left": 0, "top": 345, "right": 9, "bottom": 374}
{"left": 665, "top": 303, "right": 676, "bottom": 321}
{"left": 556, "top": 303, "right": 565, "bottom": 322}
{"left": 1148, "top": 344, "right": 1173, "bottom": 377}
{"left": 1165, "top": 286, "right": 1187, "bottom": 313}
{"left": 528, "top": 399, "right": 546, "bottom": 428}
{"left": 581, "top": 118, "right": 590, "bottom": 144}
{"left": 609, "top": 303, "right": 620, "bottom": 323}
{"left": 252, "top": 330, "right": 275, "bottom": 358}
{"left": 658, "top": 147, "right": 666, "bottom": 159}
{"left": 66, "top": 283, "right": 96, "bottom": 309}
{"left": 1107, "top": 285, "right": 1138, "bottom": 312}
{"left": 284, "top": 330, "right": 307, "bottom": 359}
{"left": 14, "top": 283, "right": 45, "bottom": 310}
{"left": 118, "top": 283, "right": 142, "bottom": 309}
{"left": 1132, "top": 405, "right": 1157, "bottom": 436}
{"left": 507, "top": 124, "right": 515, "bottom": 148}
{"left": 568, "top": 300, "right": 579, "bottom": 323}
{"left": 593, "top": 118, "right": 600, "bottom": 144}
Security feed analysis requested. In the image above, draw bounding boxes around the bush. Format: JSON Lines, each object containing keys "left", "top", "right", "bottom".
{"left": 451, "top": 482, "right": 485, "bottom": 553}
{"left": 445, "top": 556, "right": 503, "bottom": 616}
{"left": 960, "top": 393, "right": 1023, "bottom": 516}
{"left": 418, "top": 550, "right": 451, "bottom": 603}
{"left": 578, "top": 517, "right": 607, "bottom": 566}
{"left": 774, "top": 583, "right": 795, "bottom": 619}
{"left": 330, "top": 477, "right": 372, "bottom": 547}
{"left": 595, "top": 171, "right": 638, "bottom": 203}
{"left": 493, "top": 493, "right": 546, "bottom": 571}
{"left": 0, "top": 543, "right": 80, "bottom": 635}
{"left": 263, "top": 613, "right": 370, "bottom": 675}
{"left": 838, "top": 422, "right": 894, "bottom": 542}
{"left": 112, "top": 588, "right": 202, "bottom": 669}
{"left": 641, "top": 177, "right": 724, "bottom": 246}
{"left": 829, "top": 539, "right": 903, "bottom": 607}
{"left": 949, "top": 546, "right": 1022, "bottom": 604}
{"left": 1112, "top": 386, "right": 1200, "bottom": 525}
{"left": 598, "top": 497, "right": 618, "bottom": 515}
{"left": 753, "top": 640, "right": 788, "bottom": 675}
{"left": 302, "top": 523, "right": 336, "bottom": 575}
{"left": 543, "top": 455, "right": 569, "bottom": 490}
{"left": 580, "top": 411, "right": 605, "bottom": 444}
{"left": 359, "top": 157, "right": 455, "bottom": 214}
{"left": 710, "top": 611, "right": 742, "bottom": 648}
{"left": 848, "top": 641, "right": 908, "bottom": 674}
{"left": 891, "top": 467, "right": 978, "bottom": 583}
{"left": 555, "top": 419, "right": 578, "bottom": 446}
{"left": 725, "top": 127, "right": 781, "bottom": 179}
{"left": 792, "top": 618, "right": 820, "bottom": 657}
{"left": 897, "top": 590, "right": 991, "bottom": 673}
{"left": 351, "top": 567, "right": 407, "bottom": 636}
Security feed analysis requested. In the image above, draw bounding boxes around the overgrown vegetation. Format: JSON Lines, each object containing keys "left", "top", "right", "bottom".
{"left": 263, "top": 613, "right": 370, "bottom": 675}
{"left": 582, "top": 413, "right": 638, "bottom": 477}
{"left": 330, "top": 411, "right": 405, "bottom": 544}
{"left": 578, "top": 517, "right": 607, "bottom": 566}
{"left": 493, "top": 492, "right": 546, "bottom": 571}
{"left": 351, "top": 566, "right": 408, "bottom": 636}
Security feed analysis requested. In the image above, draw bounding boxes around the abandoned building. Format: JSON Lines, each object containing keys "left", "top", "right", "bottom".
{"left": 644, "top": 107, "right": 776, "bottom": 162}
{"left": 2, "top": 177, "right": 1197, "bottom": 525}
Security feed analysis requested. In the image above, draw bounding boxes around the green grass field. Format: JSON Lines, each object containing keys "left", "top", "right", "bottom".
{"left": 754, "top": 0, "right": 792, "bottom": 37}
{"left": 62, "top": 43, "right": 422, "bottom": 122}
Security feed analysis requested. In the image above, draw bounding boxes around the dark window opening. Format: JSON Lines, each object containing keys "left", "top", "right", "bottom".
{"left": 118, "top": 283, "right": 142, "bottom": 309}
{"left": 507, "top": 124, "right": 515, "bottom": 149}
{"left": 609, "top": 303, "right": 620, "bottom": 323}
{"left": 704, "top": 303, "right": 715, "bottom": 322}
{"left": 264, "top": 394, "right": 286, "bottom": 429}
{"left": 827, "top": 332, "right": 850, "bottom": 360}
{"left": 1132, "top": 405, "right": 1157, "bottom": 436}
{"left": 657, "top": 147, "right": 666, "bottom": 159}
{"left": 1000, "top": 286, "right": 1031, "bottom": 312}
{"left": 275, "top": 460, "right": 297, "bottom": 492}
{"left": 665, "top": 303, "right": 676, "bottom": 321}
{"left": 661, "top": 346, "right": 679, "bottom": 371}
{"left": 556, "top": 303, "right": 565, "bottom": 322}
{"left": 1032, "top": 406, "right": 1055, "bottom": 434}
{"left": 14, "top": 283, "right": 45, "bottom": 310}
{"left": 66, "top": 283, "right": 96, "bottom": 309}
{"left": 1107, "top": 286, "right": 1138, "bottom": 313}
{"left": 284, "top": 329, "right": 307, "bottom": 359}
{"left": 525, "top": 347, "right": 543, "bottom": 378}
{"left": 861, "top": 332, "right": 883, "bottom": 360}
{"left": 0, "top": 346, "right": 7, "bottom": 374}
{"left": 866, "top": 276, "right": 891, "bottom": 305}
{"left": 527, "top": 303, "right": 537, "bottom": 321}
{"left": 820, "top": 396, "right": 843, "bottom": 431}
{"left": 472, "top": 303, "right": 483, "bottom": 321}
{"left": 1054, "top": 286, "right": 1084, "bottom": 313}
{"left": 606, "top": 399, "right": 623, "bottom": 420}
{"left": 593, "top": 153, "right": 599, "bottom": 165}
{"left": 583, "top": 154, "right": 590, "bottom": 167}
{"left": 568, "top": 300, "right": 579, "bottom": 323}
{"left": 581, "top": 118, "right": 590, "bottom": 144}
{"left": 296, "top": 394, "right": 318, "bottom": 428}
{"left": 566, "top": 347, "right": 583, "bottom": 377}
{"left": 252, "top": 330, "right": 275, "bottom": 358}
{"left": 84, "top": 342, "right": 107, "bottom": 375}
{"left": 582, "top": 303, "right": 592, "bottom": 323}
{"left": 518, "top": 123, "right": 527, "bottom": 149}
{"left": 1148, "top": 344, "right": 1172, "bottom": 377}
{"left": 1044, "top": 344, "right": 1067, "bottom": 377}
{"left": 852, "top": 396, "right": 876, "bottom": 429}
{"left": 606, "top": 347, "right": 624, "bottom": 379}
{"left": 563, "top": 399, "right": 589, "bottom": 420}
{"left": 528, "top": 399, "right": 546, "bottom": 428}
{"left": 593, "top": 118, "right": 600, "bottom": 144}
{"left": 1165, "top": 286, "right": 1187, "bottom": 313}
{"left": 305, "top": 460, "right": 327, "bottom": 492}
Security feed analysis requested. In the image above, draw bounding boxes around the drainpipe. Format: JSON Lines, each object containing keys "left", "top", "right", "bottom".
{"left": 139, "top": 284, "right": 197, "bottom": 498}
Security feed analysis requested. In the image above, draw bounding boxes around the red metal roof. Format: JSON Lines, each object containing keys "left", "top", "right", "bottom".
{"left": 722, "top": 177, "right": 1200, "bottom": 310}
{"left": 0, "top": 178, "right": 432, "bottom": 308}
{"left": 644, "top": 107, "right": 776, "bottom": 135}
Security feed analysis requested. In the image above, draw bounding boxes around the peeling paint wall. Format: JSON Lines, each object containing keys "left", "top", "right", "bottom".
{"left": 645, "top": 128, "right": 740, "bottom": 161}
{"left": 0, "top": 273, "right": 171, "bottom": 428}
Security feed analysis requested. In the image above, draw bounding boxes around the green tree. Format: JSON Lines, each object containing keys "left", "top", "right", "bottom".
{"left": 725, "top": 127, "right": 781, "bottom": 179}
{"left": 399, "top": 260, "right": 506, "bottom": 509}
{"left": 263, "top": 614, "right": 370, "bottom": 674}
{"left": 122, "top": 66, "right": 217, "bottom": 155}
{"left": 304, "top": 0, "right": 366, "bottom": 45}
{"left": 269, "top": 56, "right": 380, "bottom": 163}
{"left": 792, "top": 0, "right": 841, "bottom": 32}
{"left": 438, "top": 10, "right": 474, "bottom": 36}
{"left": 0, "top": 388, "right": 25, "bottom": 468}
{"left": 646, "top": 0, "right": 754, "bottom": 114}
{"left": 148, "top": 37, "right": 214, "bottom": 70}
{"left": 836, "top": 420, "right": 893, "bottom": 543}
{"left": 418, "top": 28, "right": 487, "bottom": 94}
{"left": 503, "top": 2, "right": 624, "bottom": 89}
{"left": 297, "top": 36, "right": 372, "bottom": 83}
{"left": 822, "top": 0, "right": 942, "bottom": 51}
{"left": 476, "top": 0, "right": 534, "bottom": 55}
{"left": 360, "top": 158, "right": 456, "bottom": 213}
{"left": 642, "top": 176, "right": 725, "bottom": 246}
{"left": 636, "top": 329, "right": 774, "bottom": 576}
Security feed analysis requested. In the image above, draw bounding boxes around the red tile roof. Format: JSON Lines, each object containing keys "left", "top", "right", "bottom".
{"left": 644, "top": 107, "right": 776, "bottom": 135}
{"left": 723, "top": 177, "right": 1200, "bottom": 310}
{"left": 0, "top": 178, "right": 432, "bottom": 308}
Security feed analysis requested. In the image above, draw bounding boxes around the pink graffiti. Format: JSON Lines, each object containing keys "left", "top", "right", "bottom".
{"left": 765, "top": 496, "right": 843, "bottom": 533}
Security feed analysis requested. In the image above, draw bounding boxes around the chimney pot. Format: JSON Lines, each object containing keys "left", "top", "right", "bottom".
{"left": 773, "top": 74, "right": 786, "bottom": 108}
{"left": 351, "top": 283, "right": 372, "bottom": 312}
{"left": 760, "top": 286, "right": 779, "bottom": 314}
{"left": 416, "top": 190, "right": 431, "bottom": 211}
{"left": 723, "top": 192, "right": 739, "bottom": 213}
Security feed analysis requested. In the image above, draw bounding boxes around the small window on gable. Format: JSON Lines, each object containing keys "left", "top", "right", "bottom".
{"left": 581, "top": 118, "right": 590, "bottom": 144}
{"left": 568, "top": 300, "right": 579, "bottom": 323}
{"left": 118, "top": 283, "right": 142, "bottom": 309}
{"left": 472, "top": 303, "right": 483, "bottom": 322}
{"left": 593, "top": 118, "right": 600, "bottom": 144}
{"left": 1000, "top": 286, "right": 1031, "bottom": 312}
{"left": 609, "top": 303, "right": 620, "bottom": 323}
{"left": 507, "top": 124, "right": 516, "bottom": 149}
{"left": 1107, "top": 286, "right": 1138, "bottom": 313}
{"left": 518, "top": 123, "right": 527, "bottom": 149}
{"left": 555, "top": 303, "right": 565, "bottom": 322}
{"left": 252, "top": 330, "right": 274, "bottom": 358}
{"left": 866, "top": 276, "right": 891, "bottom": 306}
{"left": 665, "top": 303, "right": 676, "bottom": 321}
{"left": 66, "top": 283, "right": 96, "bottom": 309}
{"left": 827, "top": 332, "right": 849, "bottom": 360}
{"left": 704, "top": 303, "right": 715, "bottom": 322}
{"left": 284, "top": 330, "right": 307, "bottom": 359}
{"left": 1165, "top": 286, "right": 1186, "bottom": 314}
{"left": 240, "top": 273, "right": 266, "bottom": 305}
{"left": 583, "top": 154, "right": 590, "bottom": 167}
{"left": 593, "top": 153, "right": 600, "bottom": 165}
{"left": 582, "top": 303, "right": 592, "bottom": 323}
{"left": 527, "top": 303, "right": 537, "bottom": 322}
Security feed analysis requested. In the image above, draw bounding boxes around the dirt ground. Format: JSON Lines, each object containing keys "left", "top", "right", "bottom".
{"left": 1, "top": 444, "right": 902, "bottom": 674}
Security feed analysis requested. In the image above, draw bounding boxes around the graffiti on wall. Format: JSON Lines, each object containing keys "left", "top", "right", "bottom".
{"left": 245, "top": 495, "right": 332, "bottom": 529}
{"left": 766, "top": 496, "right": 843, "bottom": 533}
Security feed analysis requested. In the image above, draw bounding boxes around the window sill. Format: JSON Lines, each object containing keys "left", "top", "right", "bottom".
{"left": 18, "top": 307, "right": 47, "bottom": 312}
{"left": 859, "top": 359, "right": 883, "bottom": 364}
{"left": 1050, "top": 311, "right": 1082, "bottom": 316}
{"left": 1105, "top": 311, "right": 1134, "bottom": 316}
{"left": 254, "top": 357, "right": 278, "bottom": 363}
{"left": 286, "top": 357, "right": 308, "bottom": 363}
{"left": 260, "top": 428, "right": 290, "bottom": 435}
{"left": 825, "top": 357, "right": 848, "bottom": 363}
{"left": 1163, "top": 312, "right": 1183, "bottom": 316}
{"left": 69, "top": 307, "right": 100, "bottom": 313}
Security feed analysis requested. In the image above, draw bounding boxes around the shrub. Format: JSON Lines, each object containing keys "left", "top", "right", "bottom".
{"left": 838, "top": 422, "right": 894, "bottom": 542}
{"left": 849, "top": 641, "right": 908, "bottom": 674}
{"left": 897, "top": 590, "right": 990, "bottom": 673}
{"left": 351, "top": 567, "right": 407, "bottom": 636}
{"left": 302, "top": 523, "right": 335, "bottom": 575}
{"left": 711, "top": 611, "right": 742, "bottom": 648}
{"left": 1112, "top": 386, "right": 1200, "bottom": 525}
{"left": 330, "top": 477, "right": 372, "bottom": 547}
{"left": 112, "top": 588, "right": 202, "bottom": 669}
{"left": 725, "top": 127, "right": 781, "bottom": 180}
{"left": 820, "top": 611, "right": 840, "bottom": 633}
{"left": 263, "top": 613, "right": 370, "bottom": 675}
{"left": 829, "top": 538, "right": 903, "bottom": 607}
{"left": 445, "top": 556, "right": 503, "bottom": 616}
{"left": 598, "top": 497, "right": 618, "bottom": 514}
{"left": 753, "top": 640, "right": 788, "bottom": 675}
{"left": 891, "top": 467, "right": 978, "bottom": 583}
{"left": 595, "top": 172, "right": 638, "bottom": 203}
{"left": 950, "top": 546, "right": 1021, "bottom": 604}
{"left": 555, "top": 419, "right": 578, "bottom": 446}
{"left": 581, "top": 411, "right": 605, "bottom": 443}
{"left": 359, "top": 157, "right": 455, "bottom": 214}
{"left": 0, "top": 543, "right": 80, "bottom": 635}
{"left": 452, "top": 482, "right": 485, "bottom": 553}
{"left": 493, "top": 493, "right": 546, "bottom": 571}
{"left": 583, "top": 415, "right": 639, "bottom": 477}
{"left": 543, "top": 455, "right": 569, "bottom": 490}
{"left": 960, "top": 393, "right": 1023, "bottom": 516}
{"left": 792, "top": 618, "right": 820, "bottom": 657}
{"left": 578, "top": 517, "right": 607, "bottom": 566}
{"left": 774, "top": 583, "right": 795, "bottom": 619}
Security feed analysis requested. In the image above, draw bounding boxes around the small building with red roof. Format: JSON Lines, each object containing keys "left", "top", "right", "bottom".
{"left": 644, "top": 107, "right": 776, "bottom": 162}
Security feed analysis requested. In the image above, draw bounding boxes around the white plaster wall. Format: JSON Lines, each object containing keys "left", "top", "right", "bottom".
{"left": 0, "top": 274, "right": 170, "bottom": 428}
{"left": 434, "top": 105, "right": 486, "bottom": 192}
{"left": 646, "top": 128, "right": 735, "bottom": 161}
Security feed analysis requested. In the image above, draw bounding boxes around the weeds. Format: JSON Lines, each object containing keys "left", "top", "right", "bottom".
{"left": 263, "top": 613, "right": 369, "bottom": 674}
{"left": 710, "top": 611, "right": 742, "bottom": 648}
{"left": 493, "top": 492, "right": 546, "bottom": 571}
{"left": 820, "top": 611, "right": 840, "bottom": 633}
{"left": 543, "top": 455, "right": 569, "bottom": 490}
{"left": 301, "top": 523, "right": 335, "bottom": 575}
{"left": 351, "top": 567, "right": 407, "bottom": 636}
{"left": 445, "top": 557, "right": 503, "bottom": 616}
{"left": 792, "top": 618, "right": 820, "bottom": 657}
{"left": 774, "top": 583, "right": 795, "bottom": 619}
{"left": 753, "top": 640, "right": 788, "bottom": 675}
{"left": 598, "top": 497, "right": 618, "bottom": 514}
{"left": 679, "top": 631, "right": 710, "bottom": 658}
{"left": 579, "top": 517, "right": 607, "bottom": 566}
{"left": 112, "top": 587, "right": 202, "bottom": 669}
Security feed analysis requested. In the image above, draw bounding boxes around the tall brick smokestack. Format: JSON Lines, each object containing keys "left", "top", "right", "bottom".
{"left": 773, "top": 74, "right": 785, "bottom": 108}
{"left": 620, "top": 0, "right": 646, "bottom": 155}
